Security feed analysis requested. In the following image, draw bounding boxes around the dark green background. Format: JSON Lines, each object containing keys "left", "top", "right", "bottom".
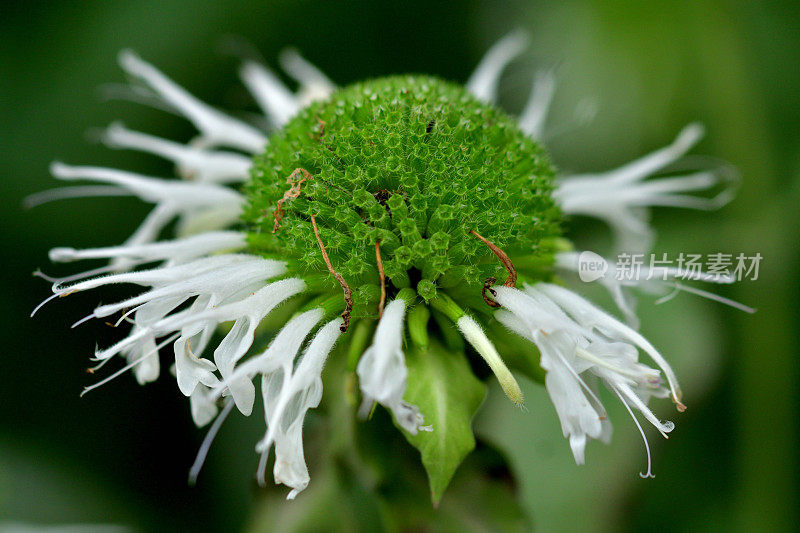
{"left": 1, "top": 1, "right": 797, "bottom": 531}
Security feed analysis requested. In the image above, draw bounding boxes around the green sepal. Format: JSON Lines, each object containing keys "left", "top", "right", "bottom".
{"left": 430, "top": 309, "right": 464, "bottom": 352}
{"left": 429, "top": 292, "right": 466, "bottom": 323}
{"left": 395, "top": 287, "right": 418, "bottom": 306}
{"left": 401, "top": 339, "right": 487, "bottom": 503}
{"left": 345, "top": 319, "right": 375, "bottom": 372}
{"left": 407, "top": 304, "right": 431, "bottom": 349}
{"left": 299, "top": 293, "right": 344, "bottom": 319}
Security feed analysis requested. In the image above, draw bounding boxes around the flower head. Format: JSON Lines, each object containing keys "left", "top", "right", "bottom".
{"left": 33, "top": 33, "right": 749, "bottom": 499}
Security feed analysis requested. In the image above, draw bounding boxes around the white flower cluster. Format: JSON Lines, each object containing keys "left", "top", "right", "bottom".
{"left": 494, "top": 283, "right": 680, "bottom": 474}
{"left": 33, "top": 33, "right": 740, "bottom": 495}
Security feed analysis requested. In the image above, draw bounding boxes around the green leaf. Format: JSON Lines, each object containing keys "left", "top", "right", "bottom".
{"left": 401, "top": 339, "right": 487, "bottom": 503}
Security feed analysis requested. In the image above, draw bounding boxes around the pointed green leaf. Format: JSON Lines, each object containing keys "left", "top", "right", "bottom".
{"left": 401, "top": 339, "right": 487, "bottom": 503}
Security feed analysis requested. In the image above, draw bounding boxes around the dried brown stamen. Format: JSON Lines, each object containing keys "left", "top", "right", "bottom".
{"left": 482, "top": 277, "right": 501, "bottom": 308}
{"left": 310, "top": 214, "right": 353, "bottom": 332}
{"left": 375, "top": 240, "right": 386, "bottom": 318}
{"left": 272, "top": 168, "right": 313, "bottom": 234}
{"left": 469, "top": 230, "right": 517, "bottom": 288}
{"left": 470, "top": 230, "right": 517, "bottom": 308}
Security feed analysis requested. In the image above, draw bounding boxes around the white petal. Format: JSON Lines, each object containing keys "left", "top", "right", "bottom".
{"left": 456, "top": 315, "right": 523, "bottom": 405}
{"left": 466, "top": 31, "right": 529, "bottom": 103}
{"left": 256, "top": 318, "right": 342, "bottom": 495}
{"left": 273, "top": 424, "right": 310, "bottom": 499}
{"left": 278, "top": 48, "right": 336, "bottom": 106}
{"left": 542, "top": 355, "right": 603, "bottom": 463}
{"left": 50, "top": 162, "right": 243, "bottom": 207}
{"left": 118, "top": 50, "right": 266, "bottom": 152}
{"left": 127, "top": 333, "right": 160, "bottom": 384}
{"left": 103, "top": 123, "right": 252, "bottom": 183}
{"left": 190, "top": 385, "right": 219, "bottom": 427}
{"left": 518, "top": 70, "right": 556, "bottom": 139}
{"left": 357, "top": 300, "right": 425, "bottom": 434}
{"left": 50, "top": 231, "right": 246, "bottom": 265}
{"left": 240, "top": 61, "right": 299, "bottom": 127}
{"left": 175, "top": 335, "right": 219, "bottom": 396}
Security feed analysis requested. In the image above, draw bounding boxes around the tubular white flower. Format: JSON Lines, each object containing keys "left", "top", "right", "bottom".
{"left": 555, "top": 250, "right": 752, "bottom": 328}
{"left": 278, "top": 48, "right": 336, "bottom": 106}
{"left": 50, "top": 231, "right": 247, "bottom": 266}
{"left": 102, "top": 122, "right": 253, "bottom": 184}
{"left": 493, "top": 284, "right": 676, "bottom": 471}
{"left": 534, "top": 282, "right": 683, "bottom": 410}
{"left": 240, "top": 61, "right": 301, "bottom": 128}
{"left": 118, "top": 50, "right": 267, "bottom": 152}
{"left": 59, "top": 256, "right": 283, "bottom": 314}
{"left": 256, "top": 317, "right": 343, "bottom": 499}
{"left": 206, "top": 309, "right": 324, "bottom": 489}
{"left": 165, "top": 277, "right": 307, "bottom": 415}
{"left": 456, "top": 315, "right": 524, "bottom": 406}
{"left": 356, "top": 299, "right": 426, "bottom": 435}
{"left": 238, "top": 50, "right": 335, "bottom": 127}
{"left": 518, "top": 70, "right": 556, "bottom": 140}
{"left": 43, "top": 255, "right": 301, "bottom": 416}
{"left": 50, "top": 162, "right": 244, "bottom": 272}
{"left": 466, "top": 30, "right": 529, "bottom": 103}
{"left": 216, "top": 309, "right": 325, "bottom": 392}
{"left": 554, "top": 124, "right": 736, "bottom": 252}
{"left": 50, "top": 163, "right": 244, "bottom": 209}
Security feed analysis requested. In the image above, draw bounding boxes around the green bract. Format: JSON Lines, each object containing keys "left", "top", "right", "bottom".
{"left": 244, "top": 75, "right": 562, "bottom": 315}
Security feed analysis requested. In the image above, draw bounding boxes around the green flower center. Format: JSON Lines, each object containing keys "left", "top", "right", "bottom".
{"left": 243, "top": 76, "right": 562, "bottom": 317}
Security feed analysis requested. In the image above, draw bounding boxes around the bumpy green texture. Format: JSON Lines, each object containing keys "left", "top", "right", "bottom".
{"left": 244, "top": 76, "right": 561, "bottom": 306}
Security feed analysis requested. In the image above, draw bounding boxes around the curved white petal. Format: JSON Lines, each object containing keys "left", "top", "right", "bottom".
{"left": 118, "top": 50, "right": 266, "bottom": 152}
{"left": 356, "top": 299, "right": 425, "bottom": 435}
{"left": 466, "top": 31, "right": 529, "bottom": 103}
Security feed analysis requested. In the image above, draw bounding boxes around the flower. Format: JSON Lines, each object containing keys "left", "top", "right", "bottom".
{"left": 493, "top": 283, "right": 677, "bottom": 474}
{"left": 555, "top": 250, "right": 754, "bottom": 328}
{"left": 554, "top": 123, "right": 738, "bottom": 253}
{"left": 33, "top": 33, "right": 748, "bottom": 499}
{"left": 356, "top": 298, "right": 427, "bottom": 434}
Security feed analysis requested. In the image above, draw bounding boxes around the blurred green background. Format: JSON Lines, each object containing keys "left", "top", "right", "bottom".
{"left": 1, "top": 1, "right": 797, "bottom": 531}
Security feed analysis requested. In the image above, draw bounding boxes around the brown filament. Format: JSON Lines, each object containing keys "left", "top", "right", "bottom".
{"left": 272, "top": 168, "right": 313, "bottom": 233}
{"left": 310, "top": 214, "right": 353, "bottom": 332}
{"left": 470, "top": 230, "right": 517, "bottom": 308}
